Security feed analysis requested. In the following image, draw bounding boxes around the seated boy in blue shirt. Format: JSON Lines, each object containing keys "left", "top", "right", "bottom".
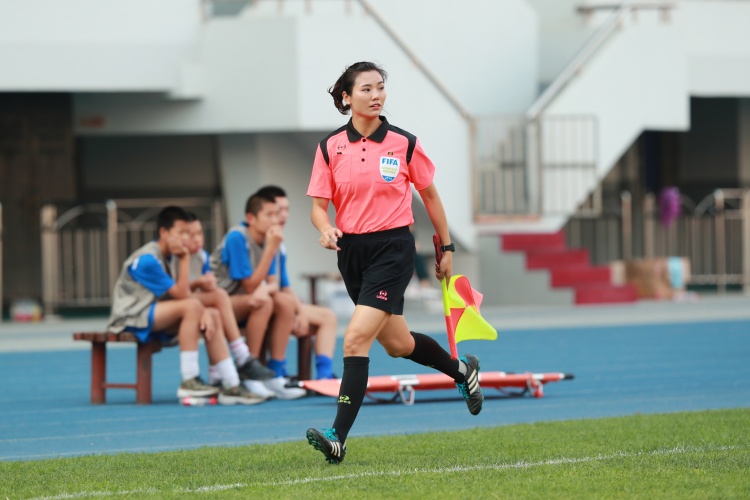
{"left": 255, "top": 185, "right": 338, "bottom": 380}
{"left": 171, "top": 213, "right": 276, "bottom": 391}
{"left": 210, "top": 194, "right": 306, "bottom": 399}
{"left": 107, "top": 206, "right": 263, "bottom": 405}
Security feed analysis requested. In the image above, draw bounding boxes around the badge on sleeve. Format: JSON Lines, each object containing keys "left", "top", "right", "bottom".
{"left": 379, "top": 157, "right": 400, "bottom": 182}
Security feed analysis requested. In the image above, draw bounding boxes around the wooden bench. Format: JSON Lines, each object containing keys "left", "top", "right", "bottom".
{"left": 72, "top": 332, "right": 169, "bottom": 405}
{"left": 73, "top": 330, "right": 315, "bottom": 405}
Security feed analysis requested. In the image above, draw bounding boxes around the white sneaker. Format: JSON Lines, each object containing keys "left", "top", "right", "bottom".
{"left": 243, "top": 379, "right": 276, "bottom": 399}
{"left": 263, "top": 376, "right": 307, "bottom": 400}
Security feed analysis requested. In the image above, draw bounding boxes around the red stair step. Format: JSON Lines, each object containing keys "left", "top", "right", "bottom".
{"left": 527, "top": 249, "right": 590, "bottom": 270}
{"left": 574, "top": 284, "right": 638, "bottom": 305}
{"left": 550, "top": 265, "right": 611, "bottom": 287}
{"left": 502, "top": 232, "right": 566, "bottom": 252}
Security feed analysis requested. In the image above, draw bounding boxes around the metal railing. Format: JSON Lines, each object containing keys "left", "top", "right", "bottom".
{"left": 40, "top": 198, "right": 225, "bottom": 313}
{"left": 474, "top": 114, "right": 599, "bottom": 216}
{"left": 565, "top": 189, "right": 750, "bottom": 293}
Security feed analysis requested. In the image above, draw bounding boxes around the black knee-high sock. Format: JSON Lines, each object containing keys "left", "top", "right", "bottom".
{"left": 332, "top": 356, "right": 369, "bottom": 443}
{"left": 404, "top": 331, "right": 465, "bottom": 382}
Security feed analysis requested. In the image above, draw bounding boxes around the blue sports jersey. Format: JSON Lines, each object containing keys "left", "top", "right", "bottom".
{"left": 128, "top": 253, "right": 175, "bottom": 298}
{"left": 278, "top": 244, "right": 291, "bottom": 289}
{"left": 199, "top": 249, "right": 211, "bottom": 275}
{"left": 214, "top": 223, "right": 278, "bottom": 290}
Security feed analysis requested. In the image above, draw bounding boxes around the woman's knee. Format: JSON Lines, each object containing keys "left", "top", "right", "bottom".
{"left": 380, "top": 338, "right": 412, "bottom": 358}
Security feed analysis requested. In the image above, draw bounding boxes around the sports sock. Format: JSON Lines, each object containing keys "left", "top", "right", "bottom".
{"left": 215, "top": 357, "right": 240, "bottom": 388}
{"left": 332, "top": 356, "right": 369, "bottom": 443}
{"left": 229, "top": 338, "right": 251, "bottom": 366}
{"left": 208, "top": 365, "right": 222, "bottom": 385}
{"left": 404, "top": 331, "right": 465, "bottom": 382}
{"left": 180, "top": 351, "right": 200, "bottom": 381}
{"left": 267, "top": 358, "right": 287, "bottom": 378}
{"left": 315, "top": 354, "right": 334, "bottom": 380}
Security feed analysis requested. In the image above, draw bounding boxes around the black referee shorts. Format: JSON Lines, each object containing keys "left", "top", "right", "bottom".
{"left": 337, "top": 226, "right": 415, "bottom": 315}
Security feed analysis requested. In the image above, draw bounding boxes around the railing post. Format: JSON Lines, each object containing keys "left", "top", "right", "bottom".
{"left": 714, "top": 190, "right": 726, "bottom": 294}
{"left": 106, "top": 200, "right": 119, "bottom": 297}
{"left": 621, "top": 191, "right": 632, "bottom": 261}
{"left": 644, "top": 193, "right": 655, "bottom": 258}
{"left": 743, "top": 189, "right": 750, "bottom": 295}
{"left": 40, "top": 205, "right": 59, "bottom": 316}
{"left": 212, "top": 198, "right": 225, "bottom": 249}
{"left": 468, "top": 117, "right": 479, "bottom": 217}
{"left": 525, "top": 118, "right": 542, "bottom": 215}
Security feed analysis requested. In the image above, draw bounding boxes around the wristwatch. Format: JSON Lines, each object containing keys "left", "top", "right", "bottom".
{"left": 440, "top": 243, "right": 455, "bottom": 252}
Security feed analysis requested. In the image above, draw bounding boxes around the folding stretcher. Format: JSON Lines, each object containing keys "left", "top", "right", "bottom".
{"left": 300, "top": 371, "right": 574, "bottom": 405}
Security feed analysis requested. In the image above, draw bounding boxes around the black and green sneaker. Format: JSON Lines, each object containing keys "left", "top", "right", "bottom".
{"left": 456, "top": 354, "right": 483, "bottom": 415}
{"left": 306, "top": 428, "right": 346, "bottom": 464}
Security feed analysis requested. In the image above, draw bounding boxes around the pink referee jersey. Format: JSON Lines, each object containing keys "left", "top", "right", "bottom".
{"left": 307, "top": 116, "right": 435, "bottom": 234}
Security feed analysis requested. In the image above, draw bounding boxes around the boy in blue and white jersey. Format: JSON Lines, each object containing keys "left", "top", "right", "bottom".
{"left": 256, "top": 185, "right": 338, "bottom": 380}
{"left": 209, "top": 193, "right": 306, "bottom": 399}
{"left": 107, "top": 206, "right": 263, "bottom": 405}
{"left": 171, "top": 213, "right": 275, "bottom": 393}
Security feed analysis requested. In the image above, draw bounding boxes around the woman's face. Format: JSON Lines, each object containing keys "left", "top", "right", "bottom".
{"left": 344, "top": 70, "right": 386, "bottom": 120}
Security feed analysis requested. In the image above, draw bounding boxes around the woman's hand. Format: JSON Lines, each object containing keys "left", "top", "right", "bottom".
{"left": 435, "top": 250, "right": 453, "bottom": 282}
{"left": 319, "top": 227, "right": 343, "bottom": 251}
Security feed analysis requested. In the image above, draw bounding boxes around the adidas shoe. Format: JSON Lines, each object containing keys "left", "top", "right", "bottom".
{"left": 456, "top": 355, "right": 483, "bottom": 415}
{"left": 237, "top": 358, "right": 275, "bottom": 381}
{"left": 263, "top": 376, "right": 307, "bottom": 400}
{"left": 306, "top": 427, "right": 346, "bottom": 464}
{"left": 177, "top": 377, "right": 220, "bottom": 398}
{"left": 218, "top": 384, "right": 266, "bottom": 405}
{"left": 243, "top": 379, "right": 276, "bottom": 399}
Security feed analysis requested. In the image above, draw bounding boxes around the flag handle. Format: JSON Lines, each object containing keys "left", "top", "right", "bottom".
{"left": 434, "top": 233, "right": 458, "bottom": 359}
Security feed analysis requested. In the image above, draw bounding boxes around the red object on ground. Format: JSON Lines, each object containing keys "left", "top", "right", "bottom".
{"left": 300, "top": 371, "right": 573, "bottom": 404}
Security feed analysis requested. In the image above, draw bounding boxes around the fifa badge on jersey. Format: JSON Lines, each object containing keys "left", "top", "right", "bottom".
{"left": 379, "top": 156, "right": 400, "bottom": 182}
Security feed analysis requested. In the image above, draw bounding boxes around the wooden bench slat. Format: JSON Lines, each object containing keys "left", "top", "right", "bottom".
{"left": 73, "top": 332, "right": 138, "bottom": 343}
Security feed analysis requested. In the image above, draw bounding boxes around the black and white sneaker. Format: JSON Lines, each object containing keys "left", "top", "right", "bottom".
{"left": 456, "top": 355, "right": 483, "bottom": 415}
{"left": 306, "top": 428, "right": 346, "bottom": 464}
{"left": 237, "top": 358, "right": 275, "bottom": 381}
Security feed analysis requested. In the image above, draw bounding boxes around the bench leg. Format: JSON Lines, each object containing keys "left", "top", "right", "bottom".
{"left": 297, "top": 336, "right": 312, "bottom": 381}
{"left": 136, "top": 342, "right": 155, "bottom": 404}
{"left": 91, "top": 341, "right": 107, "bottom": 404}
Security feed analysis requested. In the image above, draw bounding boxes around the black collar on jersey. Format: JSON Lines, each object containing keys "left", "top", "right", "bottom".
{"left": 346, "top": 116, "right": 389, "bottom": 143}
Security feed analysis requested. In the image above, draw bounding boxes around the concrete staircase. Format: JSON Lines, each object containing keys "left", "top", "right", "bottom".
{"left": 501, "top": 232, "right": 637, "bottom": 305}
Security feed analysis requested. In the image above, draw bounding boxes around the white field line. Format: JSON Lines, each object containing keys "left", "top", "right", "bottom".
{"left": 25, "top": 444, "right": 743, "bottom": 500}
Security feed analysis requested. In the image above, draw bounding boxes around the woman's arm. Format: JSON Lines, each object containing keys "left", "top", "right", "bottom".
{"left": 311, "top": 197, "right": 343, "bottom": 251}
{"left": 417, "top": 182, "right": 453, "bottom": 281}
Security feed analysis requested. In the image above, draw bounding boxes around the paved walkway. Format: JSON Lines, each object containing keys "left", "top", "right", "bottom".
{"left": 2, "top": 293, "right": 749, "bottom": 353}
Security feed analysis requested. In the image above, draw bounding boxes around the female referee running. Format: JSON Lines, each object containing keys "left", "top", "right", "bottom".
{"left": 305, "top": 61, "right": 483, "bottom": 464}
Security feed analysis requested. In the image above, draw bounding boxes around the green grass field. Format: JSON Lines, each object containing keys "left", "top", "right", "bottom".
{"left": 3, "top": 408, "right": 749, "bottom": 499}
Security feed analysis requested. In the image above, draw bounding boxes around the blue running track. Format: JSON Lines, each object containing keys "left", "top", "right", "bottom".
{"left": 1, "top": 318, "right": 748, "bottom": 461}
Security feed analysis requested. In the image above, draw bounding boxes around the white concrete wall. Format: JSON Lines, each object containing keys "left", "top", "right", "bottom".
{"left": 676, "top": 1, "right": 750, "bottom": 97}
{"left": 0, "top": 0, "right": 201, "bottom": 91}
{"left": 525, "top": 0, "right": 606, "bottom": 86}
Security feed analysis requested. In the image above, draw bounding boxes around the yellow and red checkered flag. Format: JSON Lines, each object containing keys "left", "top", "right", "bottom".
{"left": 434, "top": 235, "right": 498, "bottom": 359}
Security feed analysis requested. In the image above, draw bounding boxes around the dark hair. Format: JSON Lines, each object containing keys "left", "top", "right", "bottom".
{"left": 245, "top": 192, "right": 277, "bottom": 216}
{"left": 255, "top": 185, "right": 287, "bottom": 200}
{"left": 156, "top": 206, "right": 189, "bottom": 231}
{"left": 328, "top": 61, "right": 387, "bottom": 115}
{"left": 184, "top": 211, "right": 199, "bottom": 223}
